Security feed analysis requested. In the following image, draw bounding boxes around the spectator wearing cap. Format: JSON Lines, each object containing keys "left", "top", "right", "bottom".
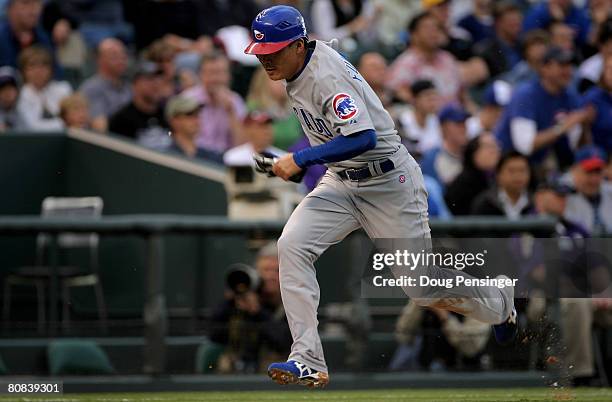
{"left": 420, "top": 103, "right": 469, "bottom": 188}
{"left": 181, "top": 51, "right": 247, "bottom": 154}
{"left": 564, "top": 145, "right": 612, "bottom": 234}
{"left": 223, "top": 111, "right": 285, "bottom": 167}
{"left": 58, "top": 93, "right": 90, "bottom": 130}
{"left": 0, "top": 66, "right": 24, "bottom": 131}
{"left": 387, "top": 11, "right": 462, "bottom": 105}
{"left": 473, "top": 1, "right": 523, "bottom": 79}
{"left": 522, "top": 0, "right": 591, "bottom": 47}
{"left": 471, "top": 151, "right": 533, "bottom": 219}
{"left": 457, "top": 0, "right": 495, "bottom": 44}
{"left": 108, "top": 62, "right": 169, "bottom": 150}
{"left": 534, "top": 178, "right": 588, "bottom": 237}
{"left": 494, "top": 46, "right": 593, "bottom": 177}
{"left": 397, "top": 80, "right": 442, "bottom": 158}
{"left": 582, "top": 54, "right": 612, "bottom": 153}
{"left": 501, "top": 29, "right": 550, "bottom": 86}
{"left": 79, "top": 38, "right": 131, "bottom": 133}
{"left": 0, "top": 0, "right": 55, "bottom": 72}
{"left": 164, "top": 95, "right": 223, "bottom": 164}
{"left": 466, "top": 80, "right": 512, "bottom": 138}
{"left": 445, "top": 134, "right": 500, "bottom": 216}
{"left": 16, "top": 45, "right": 71, "bottom": 131}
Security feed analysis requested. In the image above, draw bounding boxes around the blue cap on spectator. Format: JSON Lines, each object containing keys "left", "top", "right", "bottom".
{"left": 575, "top": 145, "right": 607, "bottom": 171}
{"left": 543, "top": 46, "right": 573, "bottom": 64}
{"left": 483, "top": 80, "right": 512, "bottom": 107}
{"left": 538, "top": 176, "right": 575, "bottom": 195}
{"left": 0, "top": 66, "right": 18, "bottom": 88}
{"left": 438, "top": 103, "right": 470, "bottom": 123}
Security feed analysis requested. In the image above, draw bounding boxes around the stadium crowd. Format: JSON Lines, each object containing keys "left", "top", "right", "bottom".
{"left": 0, "top": 0, "right": 611, "bottom": 230}
{"left": 1, "top": 0, "right": 612, "bottom": 382}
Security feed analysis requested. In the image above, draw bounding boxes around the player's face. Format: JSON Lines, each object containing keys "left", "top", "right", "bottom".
{"left": 256, "top": 41, "right": 304, "bottom": 81}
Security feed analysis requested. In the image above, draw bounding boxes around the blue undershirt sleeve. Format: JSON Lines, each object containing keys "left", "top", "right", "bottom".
{"left": 292, "top": 129, "right": 377, "bottom": 168}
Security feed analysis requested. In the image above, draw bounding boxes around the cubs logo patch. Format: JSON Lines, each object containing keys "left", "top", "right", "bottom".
{"left": 254, "top": 30, "right": 264, "bottom": 40}
{"left": 399, "top": 175, "right": 406, "bottom": 183}
{"left": 332, "top": 93, "right": 358, "bottom": 120}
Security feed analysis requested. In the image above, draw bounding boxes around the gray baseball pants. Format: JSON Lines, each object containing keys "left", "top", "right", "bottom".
{"left": 277, "top": 147, "right": 514, "bottom": 373}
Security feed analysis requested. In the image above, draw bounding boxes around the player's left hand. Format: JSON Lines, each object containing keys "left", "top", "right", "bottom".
{"left": 273, "top": 153, "right": 302, "bottom": 181}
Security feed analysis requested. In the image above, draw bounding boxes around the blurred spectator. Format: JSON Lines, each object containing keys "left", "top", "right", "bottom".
{"left": 164, "top": 95, "right": 223, "bottom": 164}
{"left": 549, "top": 20, "right": 581, "bottom": 64}
{"left": 210, "top": 242, "right": 291, "bottom": 374}
{"left": 246, "top": 67, "right": 302, "bottom": 151}
{"left": 424, "top": 175, "right": 452, "bottom": 219}
{"left": 16, "top": 46, "right": 71, "bottom": 131}
{"left": 398, "top": 80, "right": 442, "bottom": 158}
{"left": 522, "top": 0, "right": 591, "bottom": 46}
{"left": 223, "top": 111, "right": 285, "bottom": 167}
{"left": 445, "top": 134, "right": 500, "bottom": 216}
{"left": 577, "top": 18, "right": 612, "bottom": 93}
{"left": 501, "top": 29, "right": 550, "bottom": 86}
{"left": 420, "top": 103, "right": 469, "bottom": 188}
{"left": 182, "top": 51, "right": 247, "bottom": 154}
{"left": 495, "top": 47, "right": 592, "bottom": 177}
{"left": 195, "top": 0, "right": 259, "bottom": 37}
{"left": 467, "top": 80, "right": 512, "bottom": 137}
{"left": 582, "top": 54, "right": 612, "bottom": 153}
{"left": 108, "top": 61, "right": 169, "bottom": 150}
{"left": 357, "top": 52, "right": 392, "bottom": 107}
{"left": 584, "top": 0, "right": 612, "bottom": 58}
{"left": 79, "top": 38, "right": 131, "bottom": 132}
{"left": 123, "top": 0, "right": 199, "bottom": 51}
{"left": 0, "top": 66, "right": 24, "bottom": 131}
{"left": 371, "top": 0, "right": 421, "bottom": 48}
{"left": 40, "top": 0, "right": 86, "bottom": 79}
{"left": 457, "top": 0, "right": 495, "bottom": 44}
{"left": 390, "top": 300, "right": 490, "bottom": 371}
{"left": 310, "top": 0, "right": 378, "bottom": 50}
{"left": 534, "top": 178, "right": 587, "bottom": 234}
{"left": 58, "top": 93, "right": 90, "bottom": 130}
{"left": 424, "top": 0, "right": 473, "bottom": 61}
{"left": 471, "top": 151, "right": 533, "bottom": 219}
{"left": 564, "top": 145, "right": 612, "bottom": 234}
{"left": 474, "top": 1, "right": 523, "bottom": 79}
{"left": 0, "top": 0, "right": 55, "bottom": 71}
{"left": 67, "top": 0, "right": 132, "bottom": 47}
{"left": 143, "top": 39, "right": 179, "bottom": 101}
{"left": 387, "top": 11, "right": 462, "bottom": 104}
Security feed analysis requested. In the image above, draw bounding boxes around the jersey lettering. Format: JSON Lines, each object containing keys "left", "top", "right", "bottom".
{"left": 344, "top": 60, "right": 362, "bottom": 82}
{"left": 294, "top": 107, "right": 334, "bottom": 139}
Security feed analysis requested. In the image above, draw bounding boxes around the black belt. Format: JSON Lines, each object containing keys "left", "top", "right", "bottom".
{"left": 337, "top": 159, "right": 395, "bottom": 181}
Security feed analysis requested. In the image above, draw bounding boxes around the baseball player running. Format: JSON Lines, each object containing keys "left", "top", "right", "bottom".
{"left": 244, "top": 5, "right": 517, "bottom": 388}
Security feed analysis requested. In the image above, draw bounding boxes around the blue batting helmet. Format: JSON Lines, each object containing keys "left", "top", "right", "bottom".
{"left": 244, "top": 5, "right": 307, "bottom": 55}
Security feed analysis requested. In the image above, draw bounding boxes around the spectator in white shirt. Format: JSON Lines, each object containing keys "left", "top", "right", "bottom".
{"left": 16, "top": 45, "right": 71, "bottom": 132}
{"left": 223, "top": 111, "right": 285, "bottom": 167}
{"left": 398, "top": 80, "right": 442, "bottom": 158}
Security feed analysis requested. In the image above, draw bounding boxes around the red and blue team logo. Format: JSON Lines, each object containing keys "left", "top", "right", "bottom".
{"left": 332, "top": 93, "right": 358, "bottom": 120}
{"left": 254, "top": 30, "right": 264, "bottom": 40}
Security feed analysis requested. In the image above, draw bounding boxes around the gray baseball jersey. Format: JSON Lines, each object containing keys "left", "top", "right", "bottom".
{"left": 277, "top": 40, "right": 514, "bottom": 375}
{"left": 285, "top": 40, "right": 401, "bottom": 171}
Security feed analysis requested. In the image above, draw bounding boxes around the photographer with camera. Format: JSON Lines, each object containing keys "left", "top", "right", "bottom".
{"left": 209, "top": 242, "right": 291, "bottom": 374}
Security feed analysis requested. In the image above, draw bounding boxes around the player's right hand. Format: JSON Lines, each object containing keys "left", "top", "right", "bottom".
{"left": 272, "top": 153, "right": 302, "bottom": 181}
